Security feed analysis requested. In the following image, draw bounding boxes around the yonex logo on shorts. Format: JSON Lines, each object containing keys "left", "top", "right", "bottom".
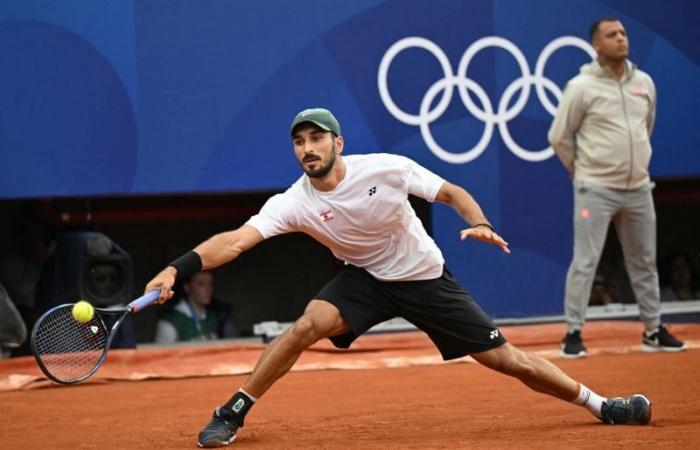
{"left": 368, "top": 186, "right": 377, "bottom": 196}
{"left": 232, "top": 398, "right": 245, "bottom": 413}
{"left": 490, "top": 330, "right": 499, "bottom": 340}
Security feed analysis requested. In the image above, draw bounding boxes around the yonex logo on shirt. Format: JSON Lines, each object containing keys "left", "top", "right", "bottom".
{"left": 368, "top": 186, "right": 377, "bottom": 196}
{"left": 320, "top": 210, "right": 334, "bottom": 222}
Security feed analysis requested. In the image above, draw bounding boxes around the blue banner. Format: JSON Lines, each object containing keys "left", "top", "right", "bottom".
{"left": 1, "top": 0, "right": 698, "bottom": 317}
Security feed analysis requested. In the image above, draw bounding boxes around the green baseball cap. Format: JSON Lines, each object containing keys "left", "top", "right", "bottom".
{"left": 290, "top": 108, "right": 341, "bottom": 136}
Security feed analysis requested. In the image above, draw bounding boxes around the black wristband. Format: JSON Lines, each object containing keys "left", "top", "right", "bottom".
{"left": 168, "top": 250, "right": 203, "bottom": 279}
{"left": 473, "top": 223, "right": 495, "bottom": 232}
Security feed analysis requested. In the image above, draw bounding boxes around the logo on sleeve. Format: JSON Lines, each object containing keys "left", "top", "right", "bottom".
{"left": 320, "top": 210, "right": 334, "bottom": 222}
{"left": 489, "top": 330, "right": 500, "bottom": 340}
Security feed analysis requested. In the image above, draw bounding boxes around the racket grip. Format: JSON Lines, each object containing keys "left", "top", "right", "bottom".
{"left": 129, "top": 290, "right": 160, "bottom": 312}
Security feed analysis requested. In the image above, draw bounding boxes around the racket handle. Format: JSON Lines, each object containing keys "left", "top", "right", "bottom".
{"left": 129, "top": 290, "right": 160, "bottom": 312}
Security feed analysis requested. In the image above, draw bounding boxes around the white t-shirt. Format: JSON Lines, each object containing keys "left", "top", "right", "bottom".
{"left": 246, "top": 153, "right": 446, "bottom": 281}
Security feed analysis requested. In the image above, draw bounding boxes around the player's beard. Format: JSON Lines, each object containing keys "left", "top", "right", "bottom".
{"left": 302, "top": 141, "right": 337, "bottom": 179}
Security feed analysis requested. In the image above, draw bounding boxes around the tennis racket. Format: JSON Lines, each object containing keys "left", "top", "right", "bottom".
{"left": 31, "top": 290, "right": 160, "bottom": 385}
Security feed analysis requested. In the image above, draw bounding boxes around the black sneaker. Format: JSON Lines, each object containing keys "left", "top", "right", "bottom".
{"left": 197, "top": 407, "right": 240, "bottom": 448}
{"left": 600, "top": 394, "right": 652, "bottom": 425}
{"left": 560, "top": 330, "right": 587, "bottom": 358}
{"left": 642, "top": 325, "right": 687, "bottom": 352}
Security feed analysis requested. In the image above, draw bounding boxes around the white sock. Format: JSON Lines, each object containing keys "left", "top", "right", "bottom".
{"left": 239, "top": 388, "right": 258, "bottom": 403}
{"left": 572, "top": 384, "right": 606, "bottom": 418}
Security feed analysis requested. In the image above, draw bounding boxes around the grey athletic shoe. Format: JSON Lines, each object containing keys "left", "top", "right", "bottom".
{"left": 642, "top": 325, "right": 687, "bottom": 352}
{"left": 560, "top": 330, "right": 587, "bottom": 358}
{"left": 600, "top": 394, "right": 652, "bottom": 425}
{"left": 197, "top": 407, "right": 239, "bottom": 448}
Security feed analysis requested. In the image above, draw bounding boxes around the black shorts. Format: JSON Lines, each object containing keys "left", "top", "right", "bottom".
{"left": 315, "top": 265, "right": 507, "bottom": 360}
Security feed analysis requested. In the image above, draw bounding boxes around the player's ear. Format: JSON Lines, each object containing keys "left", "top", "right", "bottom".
{"left": 335, "top": 135, "right": 344, "bottom": 154}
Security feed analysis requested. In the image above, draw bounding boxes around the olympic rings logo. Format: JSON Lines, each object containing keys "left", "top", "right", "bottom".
{"left": 378, "top": 36, "right": 595, "bottom": 164}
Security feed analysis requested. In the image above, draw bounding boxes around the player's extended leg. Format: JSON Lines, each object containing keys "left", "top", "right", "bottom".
{"left": 471, "top": 342, "right": 652, "bottom": 425}
{"left": 197, "top": 299, "right": 351, "bottom": 448}
{"left": 472, "top": 342, "right": 579, "bottom": 400}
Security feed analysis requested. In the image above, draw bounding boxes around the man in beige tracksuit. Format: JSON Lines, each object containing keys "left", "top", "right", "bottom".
{"left": 548, "top": 18, "right": 686, "bottom": 358}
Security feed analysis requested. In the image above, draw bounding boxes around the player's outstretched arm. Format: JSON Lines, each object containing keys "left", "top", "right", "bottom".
{"left": 434, "top": 181, "right": 510, "bottom": 254}
{"left": 194, "top": 225, "right": 264, "bottom": 269}
{"left": 145, "top": 225, "right": 264, "bottom": 302}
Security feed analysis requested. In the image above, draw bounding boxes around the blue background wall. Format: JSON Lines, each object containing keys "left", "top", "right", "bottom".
{"left": 1, "top": 0, "right": 699, "bottom": 318}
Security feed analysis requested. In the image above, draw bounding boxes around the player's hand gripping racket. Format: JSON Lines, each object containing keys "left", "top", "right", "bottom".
{"left": 31, "top": 290, "right": 160, "bottom": 385}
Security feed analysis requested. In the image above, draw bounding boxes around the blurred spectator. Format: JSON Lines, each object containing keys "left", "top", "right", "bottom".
{"left": 660, "top": 253, "right": 700, "bottom": 301}
{"left": 0, "top": 218, "right": 48, "bottom": 313}
{"left": 588, "top": 273, "right": 614, "bottom": 306}
{"left": 0, "top": 283, "right": 27, "bottom": 359}
{"left": 154, "top": 271, "right": 220, "bottom": 343}
{"left": 0, "top": 210, "right": 51, "bottom": 356}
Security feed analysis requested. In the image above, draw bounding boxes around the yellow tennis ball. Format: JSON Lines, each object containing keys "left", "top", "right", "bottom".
{"left": 72, "top": 300, "right": 95, "bottom": 324}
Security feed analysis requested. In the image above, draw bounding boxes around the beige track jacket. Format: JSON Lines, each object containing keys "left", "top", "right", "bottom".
{"left": 548, "top": 60, "right": 656, "bottom": 190}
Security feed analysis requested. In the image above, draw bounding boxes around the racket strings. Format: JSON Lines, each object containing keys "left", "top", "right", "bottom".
{"left": 33, "top": 306, "right": 109, "bottom": 382}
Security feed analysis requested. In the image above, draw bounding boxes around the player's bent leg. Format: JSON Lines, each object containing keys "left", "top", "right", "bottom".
{"left": 197, "top": 299, "right": 350, "bottom": 448}
{"left": 243, "top": 299, "right": 350, "bottom": 397}
{"left": 471, "top": 342, "right": 579, "bottom": 401}
{"left": 471, "top": 343, "right": 651, "bottom": 425}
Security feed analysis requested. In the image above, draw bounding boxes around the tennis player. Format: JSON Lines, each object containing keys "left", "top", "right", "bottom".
{"left": 145, "top": 108, "right": 652, "bottom": 448}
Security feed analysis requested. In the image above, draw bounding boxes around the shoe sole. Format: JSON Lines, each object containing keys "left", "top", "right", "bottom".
{"left": 641, "top": 343, "right": 688, "bottom": 353}
{"left": 197, "top": 435, "right": 236, "bottom": 448}
{"left": 560, "top": 343, "right": 587, "bottom": 359}
{"left": 559, "top": 350, "right": 587, "bottom": 359}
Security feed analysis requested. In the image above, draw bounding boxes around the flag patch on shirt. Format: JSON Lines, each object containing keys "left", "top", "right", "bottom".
{"left": 320, "top": 210, "right": 334, "bottom": 222}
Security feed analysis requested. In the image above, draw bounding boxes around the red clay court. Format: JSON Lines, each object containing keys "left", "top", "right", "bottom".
{"left": 2, "top": 321, "right": 700, "bottom": 449}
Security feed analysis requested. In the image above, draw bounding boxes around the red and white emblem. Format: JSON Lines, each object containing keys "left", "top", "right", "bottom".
{"left": 320, "top": 209, "right": 334, "bottom": 222}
